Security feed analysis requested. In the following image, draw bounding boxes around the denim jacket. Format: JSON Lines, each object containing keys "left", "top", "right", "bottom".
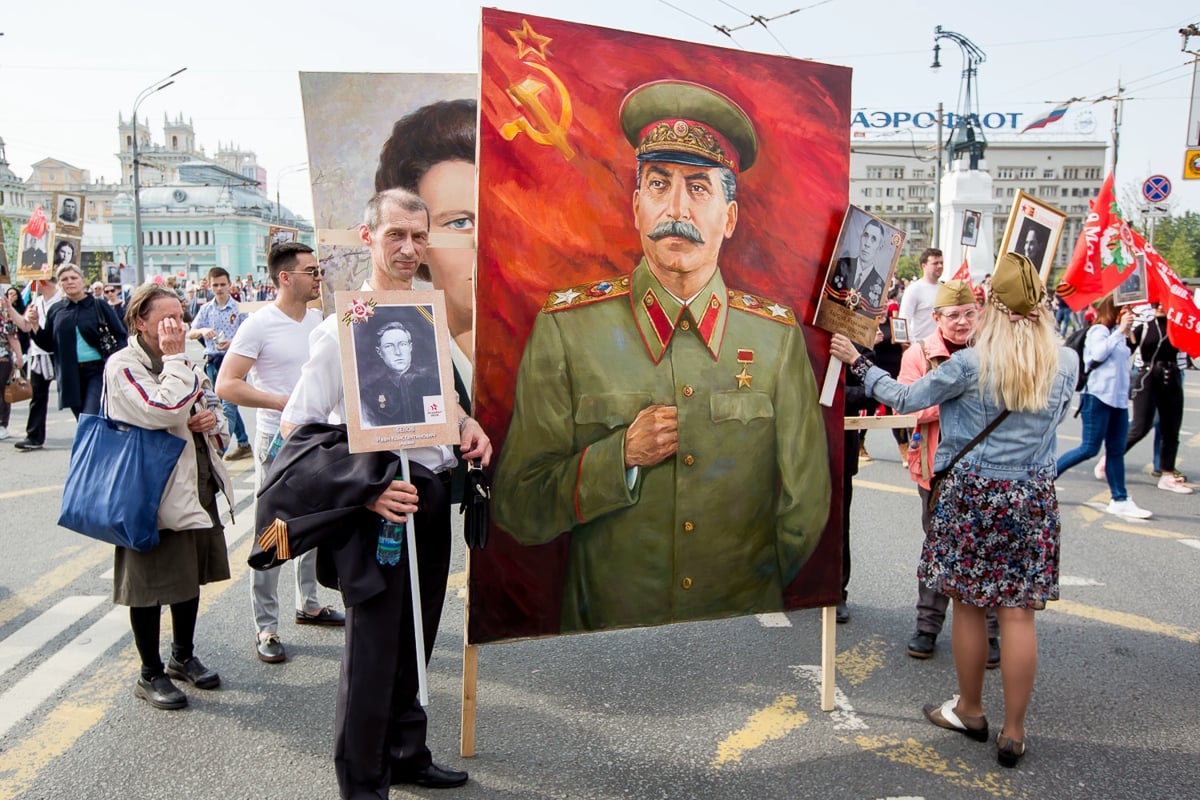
{"left": 863, "top": 346, "right": 1078, "bottom": 481}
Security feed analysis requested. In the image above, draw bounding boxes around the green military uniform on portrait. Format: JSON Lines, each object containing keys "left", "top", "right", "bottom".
{"left": 493, "top": 260, "right": 830, "bottom": 632}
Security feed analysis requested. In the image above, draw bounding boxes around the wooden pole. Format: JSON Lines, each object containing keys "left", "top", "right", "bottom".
{"left": 460, "top": 548, "right": 478, "bottom": 757}
{"left": 820, "top": 606, "right": 836, "bottom": 712}
{"left": 400, "top": 452, "right": 429, "bottom": 707}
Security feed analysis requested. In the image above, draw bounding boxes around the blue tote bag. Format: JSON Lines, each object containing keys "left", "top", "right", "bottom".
{"left": 58, "top": 413, "right": 187, "bottom": 552}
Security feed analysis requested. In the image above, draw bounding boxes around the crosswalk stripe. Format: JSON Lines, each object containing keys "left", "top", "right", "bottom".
{"left": 0, "top": 607, "right": 129, "bottom": 738}
{"left": 0, "top": 596, "right": 106, "bottom": 680}
{"left": 1178, "top": 539, "right": 1200, "bottom": 550}
{"left": 756, "top": 612, "right": 792, "bottom": 627}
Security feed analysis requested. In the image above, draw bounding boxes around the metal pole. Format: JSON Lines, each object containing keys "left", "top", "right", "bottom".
{"left": 933, "top": 102, "right": 943, "bottom": 249}
{"left": 1111, "top": 81, "right": 1123, "bottom": 181}
{"left": 132, "top": 111, "right": 145, "bottom": 285}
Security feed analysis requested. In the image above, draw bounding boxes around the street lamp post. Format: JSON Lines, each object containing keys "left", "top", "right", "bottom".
{"left": 130, "top": 67, "right": 186, "bottom": 286}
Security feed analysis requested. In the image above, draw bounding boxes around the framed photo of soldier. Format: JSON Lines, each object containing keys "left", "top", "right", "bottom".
{"left": 16, "top": 222, "right": 53, "bottom": 282}
{"left": 334, "top": 289, "right": 458, "bottom": 454}
{"left": 998, "top": 191, "right": 1066, "bottom": 283}
{"left": 813, "top": 205, "right": 905, "bottom": 348}
{"left": 1114, "top": 252, "right": 1149, "bottom": 306}
{"left": 267, "top": 225, "right": 299, "bottom": 252}
{"left": 104, "top": 262, "right": 121, "bottom": 286}
{"left": 890, "top": 316, "right": 910, "bottom": 344}
{"left": 53, "top": 192, "right": 84, "bottom": 235}
{"left": 960, "top": 209, "right": 981, "bottom": 247}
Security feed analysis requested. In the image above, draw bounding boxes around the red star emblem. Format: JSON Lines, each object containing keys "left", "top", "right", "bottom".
{"left": 509, "top": 19, "right": 552, "bottom": 61}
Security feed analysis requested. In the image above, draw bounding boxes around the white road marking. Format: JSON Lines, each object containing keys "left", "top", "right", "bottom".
{"left": 791, "top": 665, "right": 868, "bottom": 731}
{"left": 224, "top": 513, "right": 254, "bottom": 547}
{"left": 1178, "top": 539, "right": 1200, "bottom": 551}
{"left": 99, "top": 567, "right": 114, "bottom": 580}
{"left": 756, "top": 612, "right": 792, "bottom": 627}
{"left": 0, "top": 596, "right": 106, "bottom": 679}
{"left": 1060, "top": 575, "right": 1105, "bottom": 586}
{"left": 0, "top": 606, "right": 128, "bottom": 738}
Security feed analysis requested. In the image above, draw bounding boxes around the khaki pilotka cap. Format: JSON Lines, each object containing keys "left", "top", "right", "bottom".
{"left": 990, "top": 252, "right": 1045, "bottom": 317}
{"left": 933, "top": 279, "right": 975, "bottom": 309}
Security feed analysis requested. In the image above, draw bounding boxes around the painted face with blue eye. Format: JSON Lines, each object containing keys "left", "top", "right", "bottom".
{"left": 417, "top": 159, "right": 476, "bottom": 352}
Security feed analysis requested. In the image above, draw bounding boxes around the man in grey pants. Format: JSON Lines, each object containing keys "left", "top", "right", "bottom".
{"left": 216, "top": 242, "right": 344, "bottom": 661}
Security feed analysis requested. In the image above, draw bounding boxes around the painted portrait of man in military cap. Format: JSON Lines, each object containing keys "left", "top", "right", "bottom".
{"left": 471, "top": 10, "right": 851, "bottom": 644}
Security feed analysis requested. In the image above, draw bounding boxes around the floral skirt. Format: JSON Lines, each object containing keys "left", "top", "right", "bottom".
{"left": 919, "top": 470, "right": 1060, "bottom": 609}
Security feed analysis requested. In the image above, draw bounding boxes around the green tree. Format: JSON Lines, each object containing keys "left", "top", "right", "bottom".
{"left": 1151, "top": 211, "right": 1200, "bottom": 278}
{"left": 895, "top": 254, "right": 920, "bottom": 281}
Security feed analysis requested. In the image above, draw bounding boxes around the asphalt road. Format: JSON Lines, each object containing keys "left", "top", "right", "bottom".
{"left": 0, "top": 369, "right": 1197, "bottom": 800}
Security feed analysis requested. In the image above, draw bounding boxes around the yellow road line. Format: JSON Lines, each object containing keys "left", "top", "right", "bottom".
{"left": 446, "top": 571, "right": 467, "bottom": 590}
{"left": 853, "top": 735, "right": 1016, "bottom": 797}
{"left": 0, "top": 538, "right": 254, "bottom": 800}
{"left": 855, "top": 479, "right": 918, "bottom": 497}
{"left": 711, "top": 694, "right": 808, "bottom": 768}
{"left": 0, "top": 485, "right": 62, "bottom": 501}
{"left": 1051, "top": 600, "right": 1200, "bottom": 644}
{"left": 0, "top": 544, "right": 110, "bottom": 629}
{"left": 1102, "top": 522, "right": 1187, "bottom": 540}
{"left": 835, "top": 636, "right": 888, "bottom": 688}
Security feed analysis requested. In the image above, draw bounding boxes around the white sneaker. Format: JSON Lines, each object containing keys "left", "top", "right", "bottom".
{"left": 1106, "top": 498, "right": 1153, "bottom": 519}
{"left": 1093, "top": 461, "right": 1106, "bottom": 480}
{"left": 0, "top": 426, "right": 8, "bottom": 440}
{"left": 1157, "top": 473, "right": 1195, "bottom": 495}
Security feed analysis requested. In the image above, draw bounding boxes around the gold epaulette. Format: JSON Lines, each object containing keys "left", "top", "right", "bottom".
{"left": 727, "top": 289, "right": 796, "bottom": 326}
{"left": 541, "top": 275, "right": 632, "bottom": 313}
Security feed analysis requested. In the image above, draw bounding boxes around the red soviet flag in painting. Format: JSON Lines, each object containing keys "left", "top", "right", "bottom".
{"left": 1055, "top": 172, "right": 1138, "bottom": 311}
{"left": 1134, "top": 228, "right": 1200, "bottom": 357}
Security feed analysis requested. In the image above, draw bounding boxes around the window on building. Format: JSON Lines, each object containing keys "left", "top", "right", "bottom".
{"left": 1043, "top": 169, "right": 1055, "bottom": 179}
{"left": 1006, "top": 187, "right": 1016, "bottom": 198}
{"left": 863, "top": 188, "right": 872, "bottom": 197}
{"left": 866, "top": 167, "right": 883, "bottom": 179}
{"left": 913, "top": 169, "right": 925, "bottom": 179}
{"left": 885, "top": 187, "right": 894, "bottom": 197}
{"left": 156, "top": 231, "right": 163, "bottom": 246}
{"left": 172, "top": 135, "right": 178, "bottom": 150}
{"left": 1018, "top": 167, "right": 1036, "bottom": 179}
{"left": 203, "top": 231, "right": 210, "bottom": 245}
{"left": 996, "top": 167, "right": 1014, "bottom": 179}
{"left": 1061, "top": 188, "right": 1069, "bottom": 197}
{"left": 126, "top": 135, "right": 132, "bottom": 148}
{"left": 1084, "top": 167, "right": 1101, "bottom": 180}
{"left": 1063, "top": 167, "right": 1079, "bottom": 180}
{"left": 889, "top": 167, "right": 904, "bottom": 179}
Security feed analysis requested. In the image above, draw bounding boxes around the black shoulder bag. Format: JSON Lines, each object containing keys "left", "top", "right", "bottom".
{"left": 926, "top": 410, "right": 1011, "bottom": 512}
{"left": 94, "top": 301, "right": 123, "bottom": 359}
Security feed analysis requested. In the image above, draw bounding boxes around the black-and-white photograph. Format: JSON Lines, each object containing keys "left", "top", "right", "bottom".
{"left": 104, "top": 262, "right": 121, "bottom": 286}
{"left": 814, "top": 205, "right": 905, "bottom": 348}
{"left": 54, "top": 192, "right": 84, "bottom": 232}
{"left": 17, "top": 224, "right": 51, "bottom": 279}
{"left": 267, "top": 225, "right": 299, "bottom": 250}
{"left": 1114, "top": 252, "right": 1149, "bottom": 306}
{"left": 890, "top": 316, "right": 910, "bottom": 344}
{"left": 52, "top": 237, "right": 81, "bottom": 268}
{"left": 960, "top": 209, "right": 981, "bottom": 247}
{"left": 352, "top": 305, "right": 443, "bottom": 428}
{"left": 998, "top": 191, "right": 1067, "bottom": 282}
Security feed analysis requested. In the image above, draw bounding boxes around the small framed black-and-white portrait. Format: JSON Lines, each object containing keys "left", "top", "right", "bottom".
{"left": 890, "top": 316, "right": 910, "bottom": 344}
{"left": 335, "top": 289, "right": 458, "bottom": 454}
{"left": 960, "top": 210, "right": 981, "bottom": 247}
{"left": 998, "top": 192, "right": 1067, "bottom": 283}
{"left": 54, "top": 192, "right": 84, "bottom": 234}
{"left": 814, "top": 205, "right": 906, "bottom": 349}
{"left": 1114, "top": 252, "right": 1149, "bottom": 306}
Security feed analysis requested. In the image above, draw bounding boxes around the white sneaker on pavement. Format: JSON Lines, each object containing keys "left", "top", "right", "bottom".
{"left": 1093, "top": 461, "right": 1106, "bottom": 481}
{"left": 0, "top": 426, "right": 9, "bottom": 440}
{"left": 1157, "top": 473, "right": 1194, "bottom": 494}
{"left": 1106, "top": 498, "right": 1153, "bottom": 519}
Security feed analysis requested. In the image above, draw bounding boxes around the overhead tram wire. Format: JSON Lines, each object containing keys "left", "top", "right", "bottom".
{"left": 654, "top": 0, "right": 746, "bottom": 47}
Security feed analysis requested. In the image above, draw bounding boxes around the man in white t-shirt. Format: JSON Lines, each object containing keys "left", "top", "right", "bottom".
{"left": 898, "top": 248, "right": 944, "bottom": 343}
{"left": 216, "top": 242, "right": 344, "bottom": 664}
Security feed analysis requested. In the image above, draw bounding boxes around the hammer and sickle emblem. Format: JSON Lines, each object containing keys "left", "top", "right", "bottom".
{"left": 499, "top": 61, "right": 576, "bottom": 160}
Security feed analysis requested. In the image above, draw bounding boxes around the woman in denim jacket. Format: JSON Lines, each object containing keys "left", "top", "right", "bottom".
{"left": 831, "top": 253, "right": 1076, "bottom": 769}
{"left": 1055, "top": 295, "right": 1154, "bottom": 517}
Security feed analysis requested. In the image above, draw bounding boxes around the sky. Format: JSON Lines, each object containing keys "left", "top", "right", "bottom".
{"left": 1, "top": 1, "right": 1197, "bottom": 225}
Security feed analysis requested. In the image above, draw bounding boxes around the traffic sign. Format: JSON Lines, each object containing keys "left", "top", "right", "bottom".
{"left": 1184, "top": 149, "right": 1200, "bottom": 181}
{"left": 1142, "top": 174, "right": 1171, "bottom": 202}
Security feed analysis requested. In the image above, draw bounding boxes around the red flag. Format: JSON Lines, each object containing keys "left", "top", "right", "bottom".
{"left": 949, "top": 255, "right": 972, "bottom": 285}
{"left": 1133, "top": 229, "right": 1200, "bottom": 357}
{"left": 1055, "top": 172, "right": 1138, "bottom": 311}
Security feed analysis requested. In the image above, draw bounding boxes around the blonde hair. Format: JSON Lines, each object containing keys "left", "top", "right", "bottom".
{"left": 974, "top": 302, "right": 1059, "bottom": 412}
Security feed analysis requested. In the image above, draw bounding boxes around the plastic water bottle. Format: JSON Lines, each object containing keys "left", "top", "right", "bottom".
{"left": 908, "top": 432, "right": 922, "bottom": 452}
{"left": 376, "top": 519, "right": 405, "bottom": 566}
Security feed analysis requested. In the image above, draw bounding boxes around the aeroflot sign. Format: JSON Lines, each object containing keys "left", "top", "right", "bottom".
{"left": 852, "top": 111, "right": 1023, "bottom": 130}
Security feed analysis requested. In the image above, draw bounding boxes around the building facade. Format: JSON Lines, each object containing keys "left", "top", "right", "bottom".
{"left": 849, "top": 107, "right": 1108, "bottom": 273}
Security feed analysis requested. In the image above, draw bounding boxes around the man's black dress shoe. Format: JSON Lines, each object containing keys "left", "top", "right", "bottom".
{"left": 166, "top": 655, "right": 220, "bottom": 689}
{"left": 986, "top": 637, "right": 1001, "bottom": 670}
{"left": 392, "top": 762, "right": 469, "bottom": 789}
{"left": 907, "top": 631, "right": 936, "bottom": 659}
{"left": 134, "top": 674, "right": 187, "bottom": 710}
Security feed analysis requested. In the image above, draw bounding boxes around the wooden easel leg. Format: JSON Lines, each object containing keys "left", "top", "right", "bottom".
{"left": 460, "top": 643, "right": 478, "bottom": 757}
{"left": 820, "top": 606, "right": 836, "bottom": 712}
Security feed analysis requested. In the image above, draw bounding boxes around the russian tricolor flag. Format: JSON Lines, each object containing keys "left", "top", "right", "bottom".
{"left": 1021, "top": 102, "right": 1070, "bottom": 133}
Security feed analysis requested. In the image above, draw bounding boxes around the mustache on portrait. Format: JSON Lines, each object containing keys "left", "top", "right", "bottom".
{"left": 647, "top": 220, "right": 705, "bottom": 244}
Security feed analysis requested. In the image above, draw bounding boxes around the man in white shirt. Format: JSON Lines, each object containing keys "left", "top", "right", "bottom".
{"left": 898, "top": 248, "right": 944, "bottom": 343}
{"left": 216, "top": 242, "right": 344, "bottom": 664}
{"left": 279, "top": 188, "right": 491, "bottom": 796}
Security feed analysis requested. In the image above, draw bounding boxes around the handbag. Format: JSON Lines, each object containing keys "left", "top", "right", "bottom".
{"left": 94, "top": 302, "right": 122, "bottom": 359}
{"left": 4, "top": 373, "right": 32, "bottom": 404}
{"left": 459, "top": 460, "right": 491, "bottom": 549}
{"left": 926, "top": 410, "right": 1011, "bottom": 513}
{"left": 57, "top": 413, "right": 187, "bottom": 551}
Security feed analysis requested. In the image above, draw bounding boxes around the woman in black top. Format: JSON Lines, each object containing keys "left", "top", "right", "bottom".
{"left": 1124, "top": 304, "right": 1192, "bottom": 494}
{"left": 31, "top": 264, "right": 126, "bottom": 417}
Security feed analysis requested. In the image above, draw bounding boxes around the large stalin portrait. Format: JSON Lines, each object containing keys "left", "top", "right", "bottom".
{"left": 492, "top": 80, "right": 831, "bottom": 634}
